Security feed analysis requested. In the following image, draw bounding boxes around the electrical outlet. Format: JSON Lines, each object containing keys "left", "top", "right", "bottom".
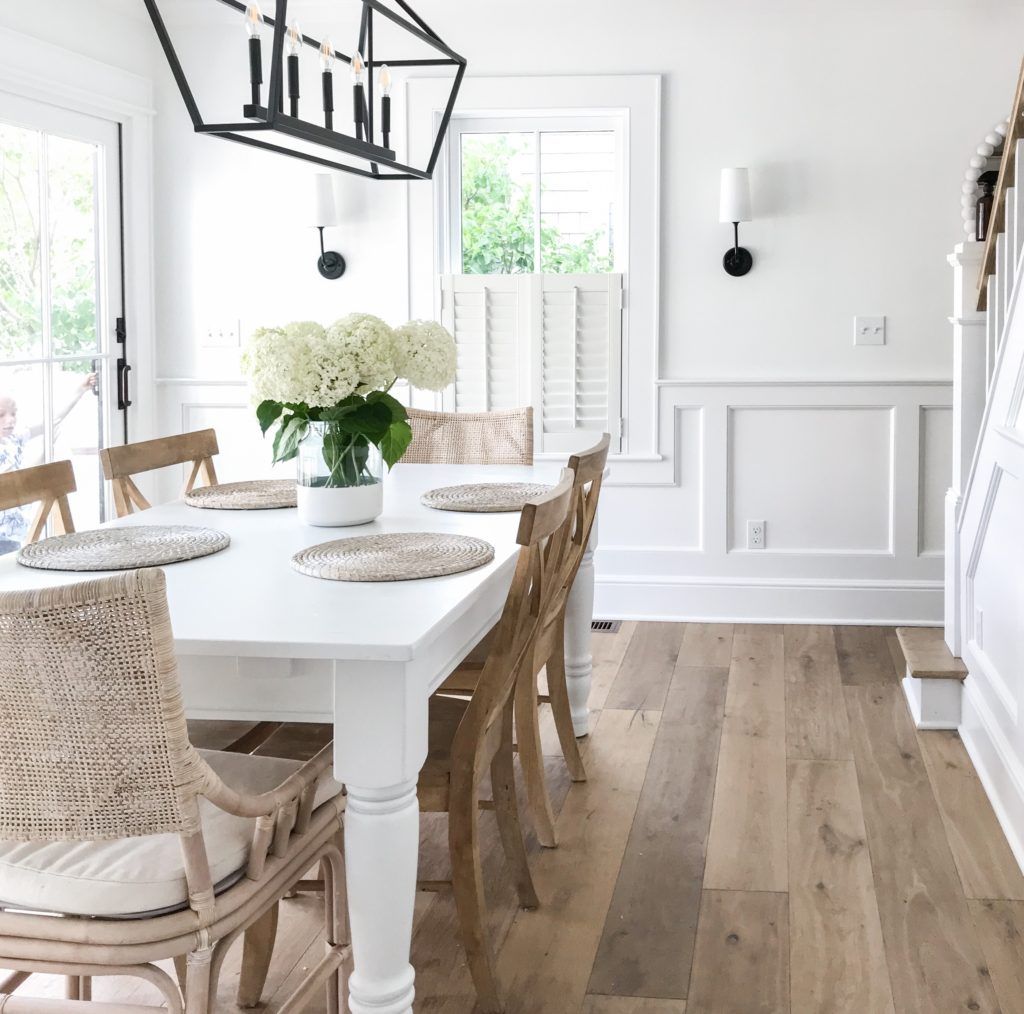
{"left": 854, "top": 315, "right": 886, "bottom": 346}
{"left": 747, "top": 519, "right": 766, "bottom": 550}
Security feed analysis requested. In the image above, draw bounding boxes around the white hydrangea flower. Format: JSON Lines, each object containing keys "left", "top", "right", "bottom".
{"left": 325, "top": 313, "right": 398, "bottom": 394}
{"left": 242, "top": 321, "right": 359, "bottom": 408}
{"left": 392, "top": 319, "right": 457, "bottom": 391}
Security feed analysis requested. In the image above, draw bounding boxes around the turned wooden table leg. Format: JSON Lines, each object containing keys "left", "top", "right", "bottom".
{"left": 563, "top": 520, "right": 597, "bottom": 737}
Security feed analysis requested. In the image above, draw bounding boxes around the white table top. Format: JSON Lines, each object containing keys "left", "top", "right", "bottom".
{"left": 0, "top": 463, "right": 564, "bottom": 662}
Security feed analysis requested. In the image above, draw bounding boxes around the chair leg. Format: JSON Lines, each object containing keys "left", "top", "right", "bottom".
{"left": 514, "top": 659, "right": 559, "bottom": 848}
{"left": 450, "top": 786, "right": 504, "bottom": 1013}
{"left": 545, "top": 616, "right": 587, "bottom": 782}
{"left": 491, "top": 705, "right": 539, "bottom": 910}
{"left": 237, "top": 902, "right": 279, "bottom": 1008}
{"left": 185, "top": 946, "right": 214, "bottom": 1014}
{"left": 172, "top": 955, "right": 188, "bottom": 995}
{"left": 322, "top": 844, "right": 349, "bottom": 1013}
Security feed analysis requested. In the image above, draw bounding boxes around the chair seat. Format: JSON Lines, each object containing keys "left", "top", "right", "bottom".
{"left": 420, "top": 695, "right": 472, "bottom": 811}
{"left": 0, "top": 750, "right": 342, "bottom": 919}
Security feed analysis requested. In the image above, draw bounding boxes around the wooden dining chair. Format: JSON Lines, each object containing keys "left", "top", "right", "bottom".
{"left": 404, "top": 407, "right": 534, "bottom": 465}
{"left": 100, "top": 429, "right": 219, "bottom": 517}
{"left": 436, "top": 434, "right": 611, "bottom": 848}
{"left": 418, "top": 470, "right": 575, "bottom": 1013}
{"left": 0, "top": 459, "right": 77, "bottom": 544}
{"left": 0, "top": 569, "right": 348, "bottom": 1014}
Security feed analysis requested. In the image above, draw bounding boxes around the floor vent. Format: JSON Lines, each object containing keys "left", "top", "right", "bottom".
{"left": 591, "top": 619, "right": 622, "bottom": 634}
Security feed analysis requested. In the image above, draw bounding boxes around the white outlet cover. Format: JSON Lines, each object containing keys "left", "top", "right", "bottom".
{"left": 854, "top": 315, "right": 886, "bottom": 346}
{"left": 747, "top": 519, "right": 766, "bottom": 550}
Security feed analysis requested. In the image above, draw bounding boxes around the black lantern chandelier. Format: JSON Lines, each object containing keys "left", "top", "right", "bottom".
{"left": 142, "top": 0, "right": 466, "bottom": 180}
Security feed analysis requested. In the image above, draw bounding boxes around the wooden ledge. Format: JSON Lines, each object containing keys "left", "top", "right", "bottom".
{"left": 896, "top": 627, "right": 968, "bottom": 681}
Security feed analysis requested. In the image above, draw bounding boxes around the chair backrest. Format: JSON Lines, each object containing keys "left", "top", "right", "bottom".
{"left": 404, "top": 408, "right": 534, "bottom": 465}
{"left": 539, "top": 434, "right": 610, "bottom": 628}
{"left": 100, "top": 429, "right": 219, "bottom": 517}
{"left": 451, "top": 470, "right": 575, "bottom": 776}
{"left": 0, "top": 460, "right": 77, "bottom": 544}
{"left": 0, "top": 569, "right": 203, "bottom": 843}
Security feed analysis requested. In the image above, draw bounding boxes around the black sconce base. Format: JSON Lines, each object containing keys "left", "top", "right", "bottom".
{"left": 723, "top": 246, "right": 753, "bottom": 277}
{"left": 318, "top": 251, "right": 347, "bottom": 280}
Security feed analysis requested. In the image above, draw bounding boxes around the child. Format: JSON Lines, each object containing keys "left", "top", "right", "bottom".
{"left": 0, "top": 374, "right": 97, "bottom": 555}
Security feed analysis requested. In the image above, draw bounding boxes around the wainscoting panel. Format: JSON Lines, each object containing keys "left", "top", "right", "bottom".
{"left": 728, "top": 405, "right": 893, "bottom": 553}
{"left": 920, "top": 406, "right": 953, "bottom": 555}
{"left": 598, "top": 380, "right": 952, "bottom": 623}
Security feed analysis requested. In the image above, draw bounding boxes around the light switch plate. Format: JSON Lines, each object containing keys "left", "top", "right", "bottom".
{"left": 854, "top": 315, "right": 886, "bottom": 346}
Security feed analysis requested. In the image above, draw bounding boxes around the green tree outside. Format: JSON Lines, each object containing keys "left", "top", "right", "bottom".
{"left": 460, "top": 135, "right": 613, "bottom": 275}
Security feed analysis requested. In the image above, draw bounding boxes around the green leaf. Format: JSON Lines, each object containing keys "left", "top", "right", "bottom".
{"left": 380, "top": 419, "right": 412, "bottom": 469}
{"left": 336, "top": 401, "right": 393, "bottom": 442}
{"left": 272, "top": 415, "right": 308, "bottom": 463}
{"left": 366, "top": 390, "right": 408, "bottom": 423}
{"left": 256, "top": 400, "right": 283, "bottom": 435}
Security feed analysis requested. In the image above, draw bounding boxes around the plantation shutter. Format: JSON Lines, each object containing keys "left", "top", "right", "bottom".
{"left": 438, "top": 272, "right": 623, "bottom": 453}
{"left": 439, "top": 274, "right": 524, "bottom": 412}
{"left": 533, "top": 274, "right": 622, "bottom": 453}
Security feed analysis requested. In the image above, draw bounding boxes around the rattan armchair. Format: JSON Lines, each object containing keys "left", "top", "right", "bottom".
{"left": 0, "top": 569, "right": 348, "bottom": 1014}
{"left": 403, "top": 408, "right": 534, "bottom": 465}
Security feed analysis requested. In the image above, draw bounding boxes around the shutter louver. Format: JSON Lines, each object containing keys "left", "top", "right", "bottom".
{"left": 440, "top": 275, "right": 522, "bottom": 412}
{"left": 438, "top": 272, "right": 622, "bottom": 453}
{"left": 538, "top": 274, "right": 622, "bottom": 453}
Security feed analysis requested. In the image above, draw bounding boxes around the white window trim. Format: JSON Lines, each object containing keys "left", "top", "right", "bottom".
{"left": 406, "top": 74, "right": 661, "bottom": 461}
{"left": 0, "top": 27, "right": 157, "bottom": 447}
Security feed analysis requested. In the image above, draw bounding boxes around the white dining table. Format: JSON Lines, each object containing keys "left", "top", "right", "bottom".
{"left": 0, "top": 462, "right": 598, "bottom": 1014}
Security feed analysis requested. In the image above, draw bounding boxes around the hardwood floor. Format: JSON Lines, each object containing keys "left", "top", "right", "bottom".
{"left": 8, "top": 623, "right": 1024, "bottom": 1013}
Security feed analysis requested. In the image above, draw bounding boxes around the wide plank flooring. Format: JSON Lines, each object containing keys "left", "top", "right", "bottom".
{"left": 7, "top": 623, "right": 1022, "bottom": 1013}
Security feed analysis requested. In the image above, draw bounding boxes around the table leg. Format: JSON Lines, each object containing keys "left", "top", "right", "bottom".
{"left": 564, "top": 521, "right": 597, "bottom": 737}
{"left": 344, "top": 780, "right": 419, "bottom": 1014}
{"left": 333, "top": 663, "right": 427, "bottom": 1014}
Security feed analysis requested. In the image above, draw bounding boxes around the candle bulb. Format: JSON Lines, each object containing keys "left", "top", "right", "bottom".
{"left": 379, "top": 64, "right": 392, "bottom": 150}
{"left": 320, "top": 39, "right": 335, "bottom": 130}
{"left": 245, "top": 3, "right": 263, "bottom": 107}
{"left": 286, "top": 21, "right": 301, "bottom": 118}
{"left": 351, "top": 50, "right": 365, "bottom": 141}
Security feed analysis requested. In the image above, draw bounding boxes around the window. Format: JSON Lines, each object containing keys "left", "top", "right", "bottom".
{"left": 0, "top": 93, "right": 124, "bottom": 540}
{"left": 441, "top": 114, "right": 626, "bottom": 453}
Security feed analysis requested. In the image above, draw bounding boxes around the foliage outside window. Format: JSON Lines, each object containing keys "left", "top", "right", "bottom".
{"left": 460, "top": 132, "right": 615, "bottom": 275}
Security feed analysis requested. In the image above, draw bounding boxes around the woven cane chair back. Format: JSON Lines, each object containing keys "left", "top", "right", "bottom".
{"left": 404, "top": 408, "right": 534, "bottom": 465}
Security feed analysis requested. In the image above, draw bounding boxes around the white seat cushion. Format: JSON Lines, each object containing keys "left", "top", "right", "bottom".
{"left": 0, "top": 750, "right": 343, "bottom": 918}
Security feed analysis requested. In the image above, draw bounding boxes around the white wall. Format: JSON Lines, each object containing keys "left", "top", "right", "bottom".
{"left": 7, "top": 0, "right": 1024, "bottom": 621}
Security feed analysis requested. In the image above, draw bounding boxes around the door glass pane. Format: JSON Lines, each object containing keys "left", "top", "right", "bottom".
{"left": 51, "top": 360, "right": 102, "bottom": 530}
{"left": 539, "top": 130, "right": 615, "bottom": 273}
{"left": 0, "top": 363, "right": 44, "bottom": 555}
{"left": 48, "top": 136, "right": 101, "bottom": 358}
{"left": 460, "top": 132, "right": 536, "bottom": 273}
{"left": 0, "top": 122, "right": 43, "bottom": 360}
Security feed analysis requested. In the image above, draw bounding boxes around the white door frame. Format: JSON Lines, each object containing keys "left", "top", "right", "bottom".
{"left": 0, "top": 26, "right": 157, "bottom": 448}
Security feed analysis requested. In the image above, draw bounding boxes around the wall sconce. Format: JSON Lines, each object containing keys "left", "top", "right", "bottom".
{"left": 313, "top": 173, "right": 346, "bottom": 279}
{"left": 720, "top": 167, "right": 753, "bottom": 276}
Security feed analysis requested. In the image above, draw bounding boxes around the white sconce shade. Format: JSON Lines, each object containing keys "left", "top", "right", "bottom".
{"left": 313, "top": 173, "right": 341, "bottom": 227}
{"left": 719, "top": 167, "right": 752, "bottom": 223}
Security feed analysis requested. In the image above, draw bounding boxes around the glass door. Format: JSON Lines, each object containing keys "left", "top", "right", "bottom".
{"left": 0, "top": 93, "right": 124, "bottom": 548}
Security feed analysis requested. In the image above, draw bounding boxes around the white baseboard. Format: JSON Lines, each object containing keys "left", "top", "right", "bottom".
{"left": 595, "top": 575, "right": 943, "bottom": 625}
{"left": 902, "top": 675, "right": 961, "bottom": 730}
{"left": 959, "top": 679, "right": 1024, "bottom": 877}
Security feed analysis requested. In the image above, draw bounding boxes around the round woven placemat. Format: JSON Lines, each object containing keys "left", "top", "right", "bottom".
{"left": 420, "top": 482, "right": 552, "bottom": 513}
{"left": 292, "top": 532, "right": 495, "bottom": 582}
{"left": 17, "top": 525, "right": 231, "bottom": 572}
{"left": 185, "top": 479, "right": 297, "bottom": 510}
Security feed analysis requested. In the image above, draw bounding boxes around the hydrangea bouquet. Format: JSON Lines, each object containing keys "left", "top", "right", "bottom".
{"left": 242, "top": 314, "right": 456, "bottom": 493}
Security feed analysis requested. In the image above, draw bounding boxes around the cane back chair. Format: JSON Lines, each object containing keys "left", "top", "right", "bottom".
{"left": 404, "top": 408, "right": 533, "bottom": 465}
{"left": 0, "top": 569, "right": 347, "bottom": 1014}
